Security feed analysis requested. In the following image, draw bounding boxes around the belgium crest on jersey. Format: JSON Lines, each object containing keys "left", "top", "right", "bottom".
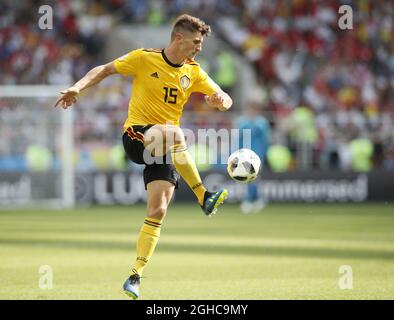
{"left": 180, "top": 75, "right": 190, "bottom": 90}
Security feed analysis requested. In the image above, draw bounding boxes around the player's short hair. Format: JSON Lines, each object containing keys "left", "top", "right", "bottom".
{"left": 171, "top": 14, "right": 211, "bottom": 41}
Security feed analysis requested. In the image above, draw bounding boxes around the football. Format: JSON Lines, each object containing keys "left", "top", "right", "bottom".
{"left": 227, "top": 149, "right": 261, "bottom": 183}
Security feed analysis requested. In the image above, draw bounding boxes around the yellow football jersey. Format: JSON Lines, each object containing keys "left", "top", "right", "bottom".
{"left": 114, "top": 48, "right": 220, "bottom": 130}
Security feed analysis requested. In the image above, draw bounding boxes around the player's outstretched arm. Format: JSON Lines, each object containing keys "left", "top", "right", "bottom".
{"left": 54, "top": 62, "right": 117, "bottom": 109}
{"left": 205, "top": 91, "right": 233, "bottom": 111}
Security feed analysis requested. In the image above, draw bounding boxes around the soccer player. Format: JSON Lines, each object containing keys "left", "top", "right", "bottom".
{"left": 236, "top": 103, "right": 270, "bottom": 213}
{"left": 54, "top": 14, "right": 232, "bottom": 299}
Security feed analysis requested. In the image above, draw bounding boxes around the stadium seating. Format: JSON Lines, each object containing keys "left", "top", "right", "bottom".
{"left": 0, "top": 0, "right": 393, "bottom": 171}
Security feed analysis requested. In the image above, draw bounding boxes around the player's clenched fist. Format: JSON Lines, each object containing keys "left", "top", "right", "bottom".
{"left": 54, "top": 87, "right": 80, "bottom": 109}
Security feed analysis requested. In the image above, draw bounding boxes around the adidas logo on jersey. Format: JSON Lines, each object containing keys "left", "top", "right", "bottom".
{"left": 150, "top": 72, "right": 159, "bottom": 78}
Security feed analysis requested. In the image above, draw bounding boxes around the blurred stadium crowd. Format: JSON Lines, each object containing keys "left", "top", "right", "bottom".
{"left": 0, "top": 0, "right": 393, "bottom": 172}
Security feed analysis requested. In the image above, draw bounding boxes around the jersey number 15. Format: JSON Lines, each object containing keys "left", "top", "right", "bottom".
{"left": 163, "top": 87, "right": 178, "bottom": 104}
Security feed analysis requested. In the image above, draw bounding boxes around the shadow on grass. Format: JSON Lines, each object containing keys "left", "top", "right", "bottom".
{"left": 1, "top": 238, "right": 394, "bottom": 261}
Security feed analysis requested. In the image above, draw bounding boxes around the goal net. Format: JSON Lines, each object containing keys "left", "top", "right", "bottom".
{"left": 0, "top": 85, "right": 75, "bottom": 208}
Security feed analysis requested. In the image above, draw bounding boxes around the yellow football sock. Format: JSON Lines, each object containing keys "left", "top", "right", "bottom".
{"left": 170, "top": 144, "right": 207, "bottom": 205}
{"left": 132, "top": 217, "right": 162, "bottom": 277}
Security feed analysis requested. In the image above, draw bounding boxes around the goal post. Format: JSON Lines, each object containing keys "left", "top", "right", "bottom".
{"left": 0, "top": 85, "right": 75, "bottom": 209}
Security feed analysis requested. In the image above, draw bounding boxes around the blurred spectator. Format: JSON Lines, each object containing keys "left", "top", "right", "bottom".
{"left": 267, "top": 144, "right": 292, "bottom": 173}
{"left": 284, "top": 105, "right": 318, "bottom": 169}
{"left": 25, "top": 144, "right": 53, "bottom": 171}
{"left": 188, "top": 143, "right": 213, "bottom": 172}
{"left": 109, "top": 144, "right": 128, "bottom": 170}
{"left": 212, "top": 50, "right": 237, "bottom": 96}
{"left": 350, "top": 138, "right": 373, "bottom": 172}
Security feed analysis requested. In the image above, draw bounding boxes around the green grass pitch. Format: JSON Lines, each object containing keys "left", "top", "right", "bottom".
{"left": 0, "top": 203, "right": 393, "bottom": 300}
